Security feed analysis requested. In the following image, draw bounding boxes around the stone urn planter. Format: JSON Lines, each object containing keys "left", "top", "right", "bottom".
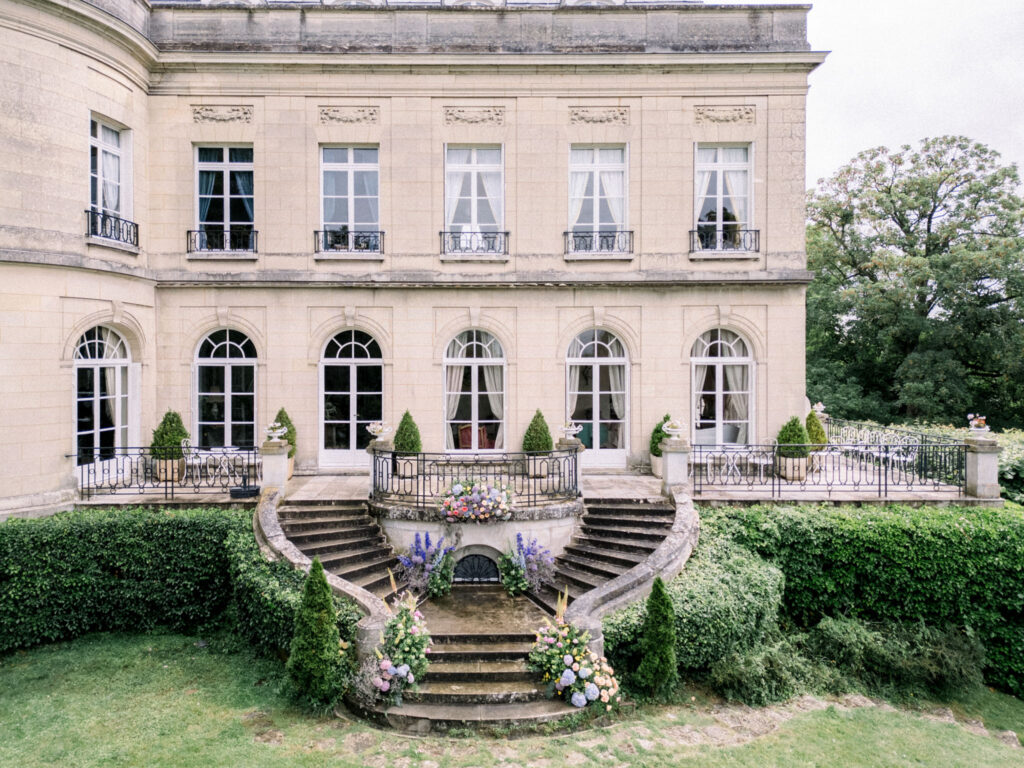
{"left": 776, "top": 455, "right": 808, "bottom": 482}
{"left": 154, "top": 458, "right": 185, "bottom": 483}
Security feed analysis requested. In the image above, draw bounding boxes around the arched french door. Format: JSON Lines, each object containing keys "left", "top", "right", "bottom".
{"left": 691, "top": 328, "right": 753, "bottom": 445}
{"left": 567, "top": 329, "right": 628, "bottom": 468}
{"left": 319, "top": 330, "right": 383, "bottom": 467}
{"left": 194, "top": 329, "right": 257, "bottom": 447}
{"left": 444, "top": 330, "right": 505, "bottom": 451}
{"left": 74, "top": 326, "right": 131, "bottom": 467}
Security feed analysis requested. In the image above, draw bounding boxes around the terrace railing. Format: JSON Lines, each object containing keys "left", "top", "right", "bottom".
{"left": 72, "top": 446, "right": 261, "bottom": 500}
{"left": 691, "top": 442, "right": 966, "bottom": 498}
{"left": 824, "top": 417, "right": 964, "bottom": 448}
{"left": 370, "top": 448, "right": 579, "bottom": 508}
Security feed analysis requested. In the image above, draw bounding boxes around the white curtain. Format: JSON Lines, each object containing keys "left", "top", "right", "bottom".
{"left": 607, "top": 364, "right": 626, "bottom": 449}
{"left": 444, "top": 363, "right": 465, "bottom": 449}
{"left": 600, "top": 171, "right": 624, "bottom": 228}
{"left": 481, "top": 365, "right": 504, "bottom": 449}
{"left": 566, "top": 364, "right": 582, "bottom": 422}
{"left": 101, "top": 151, "right": 120, "bottom": 214}
{"left": 692, "top": 363, "right": 709, "bottom": 442}
{"left": 478, "top": 171, "right": 503, "bottom": 229}
{"left": 568, "top": 171, "right": 589, "bottom": 228}
{"left": 722, "top": 170, "right": 748, "bottom": 226}
{"left": 444, "top": 172, "right": 464, "bottom": 228}
{"left": 723, "top": 364, "right": 750, "bottom": 444}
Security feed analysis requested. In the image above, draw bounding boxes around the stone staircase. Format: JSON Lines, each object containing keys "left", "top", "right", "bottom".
{"left": 530, "top": 499, "right": 676, "bottom": 614}
{"left": 277, "top": 499, "right": 404, "bottom": 600}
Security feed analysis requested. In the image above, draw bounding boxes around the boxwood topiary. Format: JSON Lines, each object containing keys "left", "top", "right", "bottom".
{"left": 775, "top": 416, "right": 810, "bottom": 458}
{"left": 151, "top": 410, "right": 189, "bottom": 460}
{"left": 805, "top": 410, "right": 827, "bottom": 447}
{"left": 649, "top": 414, "right": 671, "bottom": 458}
{"left": 287, "top": 558, "right": 350, "bottom": 706}
{"left": 274, "top": 407, "right": 297, "bottom": 459}
{"left": 522, "top": 409, "right": 553, "bottom": 452}
{"left": 634, "top": 577, "right": 679, "bottom": 698}
{"left": 393, "top": 411, "right": 422, "bottom": 453}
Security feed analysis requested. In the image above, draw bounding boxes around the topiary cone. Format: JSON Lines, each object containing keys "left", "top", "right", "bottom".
{"left": 635, "top": 576, "right": 679, "bottom": 699}
{"left": 287, "top": 558, "right": 344, "bottom": 706}
{"left": 523, "top": 409, "right": 554, "bottom": 452}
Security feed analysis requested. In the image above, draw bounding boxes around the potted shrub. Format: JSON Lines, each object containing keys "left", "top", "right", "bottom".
{"left": 805, "top": 409, "right": 828, "bottom": 471}
{"left": 393, "top": 411, "right": 422, "bottom": 478}
{"left": 151, "top": 410, "right": 189, "bottom": 482}
{"left": 522, "top": 409, "right": 554, "bottom": 478}
{"left": 274, "top": 407, "right": 297, "bottom": 479}
{"left": 648, "top": 414, "right": 670, "bottom": 478}
{"left": 775, "top": 416, "right": 810, "bottom": 481}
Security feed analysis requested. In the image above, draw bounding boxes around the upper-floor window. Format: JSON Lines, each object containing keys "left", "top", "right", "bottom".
{"left": 192, "top": 147, "right": 255, "bottom": 252}
{"left": 693, "top": 145, "right": 757, "bottom": 252}
{"left": 88, "top": 118, "right": 137, "bottom": 247}
{"left": 319, "top": 147, "right": 382, "bottom": 253}
{"left": 567, "top": 146, "right": 631, "bottom": 254}
{"left": 443, "top": 146, "right": 507, "bottom": 255}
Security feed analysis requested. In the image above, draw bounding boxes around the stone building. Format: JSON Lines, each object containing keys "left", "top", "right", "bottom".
{"left": 0, "top": 0, "right": 825, "bottom": 515}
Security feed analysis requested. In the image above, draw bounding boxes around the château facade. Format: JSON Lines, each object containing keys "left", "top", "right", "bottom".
{"left": 0, "top": 0, "right": 825, "bottom": 515}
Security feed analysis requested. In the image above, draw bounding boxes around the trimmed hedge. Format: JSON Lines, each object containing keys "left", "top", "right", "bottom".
{"left": 711, "top": 504, "right": 1024, "bottom": 696}
{"left": 603, "top": 528, "right": 783, "bottom": 677}
{"left": 0, "top": 507, "right": 248, "bottom": 652}
{"left": 225, "top": 530, "right": 361, "bottom": 660}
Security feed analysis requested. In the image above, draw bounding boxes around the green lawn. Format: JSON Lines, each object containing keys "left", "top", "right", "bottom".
{"left": 1, "top": 633, "right": 1021, "bottom": 768}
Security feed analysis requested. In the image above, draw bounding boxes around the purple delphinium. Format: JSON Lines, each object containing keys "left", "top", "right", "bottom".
{"left": 397, "top": 531, "right": 455, "bottom": 593}
{"left": 513, "top": 533, "right": 555, "bottom": 592}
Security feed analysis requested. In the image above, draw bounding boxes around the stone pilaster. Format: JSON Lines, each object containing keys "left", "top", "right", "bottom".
{"left": 965, "top": 435, "right": 1002, "bottom": 499}
{"left": 660, "top": 438, "right": 691, "bottom": 497}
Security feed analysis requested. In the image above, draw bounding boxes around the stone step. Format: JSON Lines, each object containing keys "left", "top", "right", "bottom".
{"left": 526, "top": 585, "right": 582, "bottom": 616}
{"left": 332, "top": 553, "right": 399, "bottom": 582}
{"left": 279, "top": 505, "right": 368, "bottom": 520}
{"left": 552, "top": 564, "right": 604, "bottom": 593}
{"left": 426, "top": 659, "right": 532, "bottom": 683}
{"left": 432, "top": 632, "right": 535, "bottom": 645}
{"left": 353, "top": 568, "right": 401, "bottom": 593}
{"left": 408, "top": 680, "right": 545, "bottom": 705}
{"left": 571, "top": 534, "right": 657, "bottom": 556}
{"left": 581, "top": 513, "right": 674, "bottom": 529}
{"left": 281, "top": 498, "right": 368, "bottom": 509}
{"left": 284, "top": 525, "right": 382, "bottom": 545}
{"left": 366, "top": 698, "right": 572, "bottom": 733}
{"left": 427, "top": 640, "right": 532, "bottom": 662}
{"left": 279, "top": 515, "right": 373, "bottom": 532}
{"left": 297, "top": 537, "right": 387, "bottom": 559}
{"left": 580, "top": 523, "right": 668, "bottom": 542}
{"left": 584, "top": 502, "right": 675, "bottom": 517}
{"left": 554, "top": 552, "right": 627, "bottom": 580}
{"left": 563, "top": 543, "right": 646, "bottom": 568}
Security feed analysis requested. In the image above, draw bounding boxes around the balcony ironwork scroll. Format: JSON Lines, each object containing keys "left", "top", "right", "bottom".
{"left": 439, "top": 231, "right": 510, "bottom": 256}
{"left": 187, "top": 229, "right": 258, "bottom": 253}
{"left": 563, "top": 230, "right": 634, "bottom": 255}
{"left": 85, "top": 209, "right": 138, "bottom": 247}
{"left": 689, "top": 229, "right": 760, "bottom": 253}
{"left": 314, "top": 229, "right": 384, "bottom": 254}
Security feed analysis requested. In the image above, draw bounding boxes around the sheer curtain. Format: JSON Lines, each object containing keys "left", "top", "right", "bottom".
{"left": 600, "top": 171, "right": 624, "bottom": 229}
{"left": 444, "top": 364, "right": 465, "bottom": 450}
{"left": 445, "top": 171, "right": 464, "bottom": 229}
{"left": 566, "top": 364, "right": 582, "bottom": 422}
{"left": 481, "top": 365, "right": 504, "bottom": 449}
{"left": 692, "top": 363, "right": 709, "bottom": 443}
{"left": 723, "top": 365, "right": 750, "bottom": 444}
{"left": 478, "top": 171, "right": 503, "bottom": 230}
{"left": 101, "top": 151, "right": 119, "bottom": 214}
{"left": 569, "top": 171, "right": 589, "bottom": 229}
{"left": 607, "top": 364, "right": 626, "bottom": 449}
{"left": 722, "top": 170, "right": 747, "bottom": 225}
{"left": 198, "top": 171, "right": 217, "bottom": 222}
{"left": 235, "top": 172, "right": 254, "bottom": 221}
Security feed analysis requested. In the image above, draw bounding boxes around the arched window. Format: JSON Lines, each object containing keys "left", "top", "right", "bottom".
{"left": 691, "top": 329, "right": 752, "bottom": 445}
{"left": 444, "top": 330, "right": 505, "bottom": 451}
{"left": 320, "top": 330, "right": 383, "bottom": 466}
{"left": 74, "top": 326, "right": 130, "bottom": 465}
{"left": 567, "top": 329, "right": 628, "bottom": 463}
{"left": 195, "top": 329, "right": 257, "bottom": 447}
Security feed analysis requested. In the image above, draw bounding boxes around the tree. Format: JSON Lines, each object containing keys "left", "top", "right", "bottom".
{"left": 806, "top": 136, "right": 1024, "bottom": 428}
{"left": 393, "top": 411, "right": 422, "bottom": 453}
{"left": 522, "top": 409, "right": 554, "bottom": 452}
{"left": 634, "top": 577, "right": 679, "bottom": 699}
{"left": 287, "top": 558, "right": 347, "bottom": 706}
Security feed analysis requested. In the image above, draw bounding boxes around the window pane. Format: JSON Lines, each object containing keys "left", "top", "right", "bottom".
{"left": 356, "top": 394, "right": 382, "bottom": 421}
{"left": 477, "top": 393, "right": 500, "bottom": 421}
{"left": 231, "top": 365, "right": 254, "bottom": 393}
{"left": 324, "top": 170, "right": 347, "bottom": 197}
{"left": 599, "top": 147, "right": 624, "bottom": 163}
{"left": 446, "top": 147, "right": 471, "bottom": 164}
{"left": 229, "top": 147, "right": 253, "bottom": 163}
{"left": 200, "top": 424, "right": 225, "bottom": 448}
{"left": 324, "top": 198, "right": 349, "bottom": 224}
{"left": 101, "top": 125, "right": 120, "bottom": 146}
{"left": 355, "top": 424, "right": 374, "bottom": 450}
{"left": 481, "top": 422, "right": 501, "bottom": 449}
{"left": 232, "top": 424, "right": 254, "bottom": 447}
{"left": 454, "top": 394, "right": 472, "bottom": 420}
{"left": 353, "top": 171, "right": 378, "bottom": 196}
{"left": 198, "top": 147, "right": 223, "bottom": 163}
{"left": 697, "top": 148, "right": 717, "bottom": 163}
{"left": 476, "top": 148, "right": 501, "bottom": 164}
{"left": 230, "top": 170, "right": 253, "bottom": 196}
{"left": 353, "top": 198, "right": 378, "bottom": 225}
{"left": 230, "top": 199, "right": 253, "bottom": 223}
{"left": 231, "top": 394, "right": 254, "bottom": 422}
{"left": 571, "top": 393, "right": 593, "bottom": 421}
{"left": 570, "top": 147, "right": 593, "bottom": 164}
{"left": 199, "top": 170, "right": 223, "bottom": 196}
{"left": 353, "top": 147, "right": 378, "bottom": 164}
{"left": 324, "top": 366, "right": 350, "bottom": 392}
{"left": 722, "top": 147, "right": 748, "bottom": 163}
{"left": 723, "top": 366, "right": 749, "bottom": 391}
{"left": 324, "top": 394, "right": 350, "bottom": 421}
{"left": 77, "top": 367, "right": 94, "bottom": 393}
{"left": 324, "top": 423, "right": 349, "bottom": 450}
{"left": 356, "top": 365, "right": 382, "bottom": 391}
{"left": 323, "top": 147, "right": 348, "bottom": 164}
{"left": 199, "top": 395, "right": 224, "bottom": 422}
{"left": 198, "top": 366, "right": 225, "bottom": 392}
{"left": 77, "top": 400, "right": 94, "bottom": 431}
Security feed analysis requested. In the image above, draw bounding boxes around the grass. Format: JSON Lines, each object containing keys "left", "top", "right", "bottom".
{"left": 2, "top": 633, "right": 1023, "bottom": 767}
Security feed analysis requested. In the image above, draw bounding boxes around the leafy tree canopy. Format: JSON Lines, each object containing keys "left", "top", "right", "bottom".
{"left": 806, "top": 136, "right": 1024, "bottom": 428}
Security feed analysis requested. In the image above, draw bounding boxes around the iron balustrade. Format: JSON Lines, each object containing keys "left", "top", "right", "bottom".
{"left": 71, "top": 445, "right": 262, "bottom": 500}
{"left": 825, "top": 417, "right": 964, "bottom": 448}
{"left": 187, "top": 229, "right": 258, "bottom": 253}
{"left": 690, "top": 442, "right": 966, "bottom": 498}
{"left": 370, "top": 448, "right": 579, "bottom": 508}
{"left": 314, "top": 229, "right": 385, "bottom": 254}
{"left": 689, "top": 229, "right": 760, "bottom": 253}
{"left": 439, "top": 231, "right": 510, "bottom": 256}
{"left": 85, "top": 209, "right": 139, "bottom": 247}
{"left": 563, "top": 230, "right": 634, "bottom": 255}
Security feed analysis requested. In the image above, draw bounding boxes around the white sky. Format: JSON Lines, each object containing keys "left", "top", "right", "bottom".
{"left": 716, "top": 1, "right": 1024, "bottom": 188}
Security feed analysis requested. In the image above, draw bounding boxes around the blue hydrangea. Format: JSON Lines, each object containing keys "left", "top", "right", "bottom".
{"left": 396, "top": 664, "right": 410, "bottom": 678}
{"left": 579, "top": 667, "right": 592, "bottom": 679}
{"left": 585, "top": 683, "right": 599, "bottom": 701}
{"left": 560, "top": 669, "right": 576, "bottom": 687}
{"left": 571, "top": 691, "right": 587, "bottom": 708}
{"left": 563, "top": 654, "right": 574, "bottom": 666}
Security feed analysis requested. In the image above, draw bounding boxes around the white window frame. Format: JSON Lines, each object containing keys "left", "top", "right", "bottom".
{"left": 320, "top": 146, "right": 381, "bottom": 252}
{"left": 443, "top": 330, "right": 506, "bottom": 452}
{"left": 194, "top": 146, "right": 255, "bottom": 251}
{"left": 90, "top": 116, "right": 131, "bottom": 221}
{"left": 193, "top": 329, "right": 258, "bottom": 448}
{"left": 444, "top": 145, "right": 504, "bottom": 232}
{"left": 567, "top": 145, "right": 628, "bottom": 252}
{"left": 690, "top": 329, "right": 755, "bottom": 446}
{"left": 74, "top": 326, "right": 132, "bottom": 466}
{"left": 566, "top": 330, "right": 630, "bottom": 465}
{"left": 318, "top": 330, "right": 384, "bottom": 467}
{"left": 693, "top": 143, "right": 754, "bottom": 251}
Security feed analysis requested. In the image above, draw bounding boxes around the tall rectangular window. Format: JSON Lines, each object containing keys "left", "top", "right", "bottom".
{"left": 567, "top": 145, "right": 629, "bottom": 253}
{"left": 694, "top": 145, "right": 755, "bottom": 252}
{"left": 88, "top": 118, "right": 137, "bottom": 246}
{"left": 443, "top": 146, "right": 506, "bottom": 255}
{"left": 320, "top": 147, "right": 381, "bottom": 252}
{"left": 194, "top": 146, "right": 255, "bottom": 252}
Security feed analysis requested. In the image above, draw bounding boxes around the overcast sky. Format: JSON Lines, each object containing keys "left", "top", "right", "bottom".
{"left": 719, "top": 0, "right": 1024, "bottom": 188}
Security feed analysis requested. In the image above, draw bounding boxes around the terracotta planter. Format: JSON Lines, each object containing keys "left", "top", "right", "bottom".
{"left": 154, "top": 458, "right": 185, "bottom": 483}
{"left": 776, "top": 456, "right": 808, "bottom": 482}
{"left": 650, "top": 453, "right": 663, "bottom": 478}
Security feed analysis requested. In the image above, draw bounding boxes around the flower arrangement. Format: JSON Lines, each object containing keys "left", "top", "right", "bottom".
{"left": 498, "top": 533, "right": 555, "bottom": 596}
{"left": 396, "top": 532, "right": 456, "bottom": 599}
{"left": 528, "top": 618, "right": 621, "bottom": 711}
{"left": 366, "top": 592, "right": 432, "bottom": 706}
{"left": 438, "top": 479, "right": 512, "bottom": 522}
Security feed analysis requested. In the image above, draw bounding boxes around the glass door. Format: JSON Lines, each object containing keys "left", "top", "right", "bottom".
{"left": 567, "top": 330, "right": 628, "bottom": 469}
{"left": 319, "top": 331, "right": 383, "bottom": 468}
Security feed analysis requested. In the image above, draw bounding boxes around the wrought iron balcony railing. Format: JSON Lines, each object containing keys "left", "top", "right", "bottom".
{"left": 440, "top": 230, "right": 510, "bottom": 256}
{"left": 314, "top": 229, "right": 384, "bottom": 254}
{"left": 564, "top": 230, "right": 634, "bottom": 255}
{"left": 187, "top": 229, "right": 258, "bottom": 253}
{"left": 689, "top": 228, "right": 760, "bottom": 253}
{"left": 85, "top": 209, "right": 138, "bottom": 247}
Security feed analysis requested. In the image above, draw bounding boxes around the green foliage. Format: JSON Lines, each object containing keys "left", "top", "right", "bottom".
{"left": 426, "top": 552, "right": 455, "bottom": 599}
{"left": 224, "top": 530, "right": 361, "bottom": 660}
{"left": 150, "top": 410, "right": 189, "bottom": 460}
{"left": 807, "top": 136, "right": 1024, "bottom": 428}
{"left": 273, "top": 407, "right": 297, "bottom": 459}
{"left": 711, "top": 503, "right": 1024, "bottom": 696}
{"left": 522, "top": 410, "right": 554, "bottom": 452}
{"left": 649, "top": 414, "right": 671, "bottom": 458}
{"left": 706, "top": 634, "right": 829, "bottom": 707}
{"left": 372, "top": 594, "right": 431, "bottom": 705}
{"left": 775, "top": 417, "right": 810, "bottom": 458}
{"left": 393, "top": 411, "right": 422, "bottom": 453}
{"left": 603, "top": 529, "right": 783, "bottom": 677}
{"left": 498, "top": 552, "right": 530, "bottom": 596}
{"left": 286, "top": 559, "right": 351, "bottom": 706}
{"left": 634, "top": 577, "right": 679, "bottom": 699}
{"left": 0, "top": 507, "right": 247, "bottom": 652}
{"left": 805, "top": 411, "right": 828, "bottom": 446}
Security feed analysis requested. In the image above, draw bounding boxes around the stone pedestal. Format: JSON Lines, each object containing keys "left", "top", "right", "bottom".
{"left": 260, "top": 439, "right": 290, "bottom": 489}
{"left": 557, "top": 437, "right": 584, "bottom": 495}
{"left": 966, "top": 435, "right": 1001, "bottom": 499}
{"left": 659, "top": 438, "right": 690, "bottom": 497}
